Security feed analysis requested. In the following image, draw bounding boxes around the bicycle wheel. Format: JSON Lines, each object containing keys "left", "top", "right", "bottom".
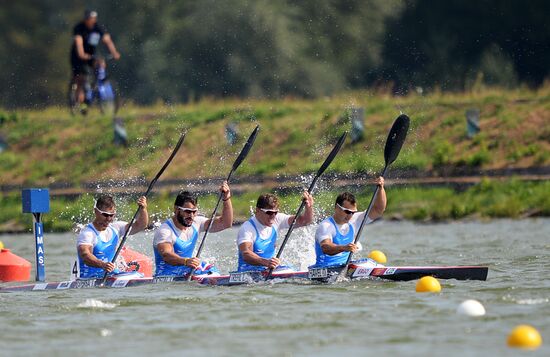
{"left": 68, "top": 80, "right": 79, "bottom": 116}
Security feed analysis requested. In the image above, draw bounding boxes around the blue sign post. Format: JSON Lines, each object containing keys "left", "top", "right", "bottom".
{"left": 22, "top": 188, "right": 50, "bottom": 282}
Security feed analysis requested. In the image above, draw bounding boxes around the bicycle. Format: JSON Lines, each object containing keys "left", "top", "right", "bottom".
{"left": 68, "top": 56, "right": 119, "bottom": 116}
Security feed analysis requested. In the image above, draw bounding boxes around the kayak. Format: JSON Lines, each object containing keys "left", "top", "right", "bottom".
{"left": 200, "top": 262, "right": 489, "bottom": 286}
{"left": 0, "top": 261, "right": 488, "bottom": 292}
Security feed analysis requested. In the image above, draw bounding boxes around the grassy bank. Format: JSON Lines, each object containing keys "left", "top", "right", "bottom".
{"left": 1, "top": 87, "right": 550, "bottom": 187}
{"left": 1, "top": 178, "right": 549, "bottom": 233}
{"left": 1, "top": 88, "right": 550, "bottom": 230}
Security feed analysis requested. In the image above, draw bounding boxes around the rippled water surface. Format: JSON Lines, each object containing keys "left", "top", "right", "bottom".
{"left": 1, "top": 219, "right": 549, "bottom": 356}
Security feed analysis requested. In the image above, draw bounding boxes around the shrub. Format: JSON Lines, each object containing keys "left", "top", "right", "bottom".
{"left": 432, "top": 140, "right": 455, "bottom": 167}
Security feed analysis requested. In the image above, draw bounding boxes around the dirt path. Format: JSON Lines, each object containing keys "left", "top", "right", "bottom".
{"left": 3, "top": 166, "right": 549, "bottom": 197}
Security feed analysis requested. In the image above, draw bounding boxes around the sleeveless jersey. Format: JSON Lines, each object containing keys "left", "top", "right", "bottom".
{"left": 237, "top": 218, "right": 278, "bottom": 272}
{"left": 314, "top": 217, "right": 354, "bottom": 267}
{"left": 154, "top": 219, "right": 199, "bottom": 277}
{"left": 78, "top": 223, "right": 120, "bottom": 278}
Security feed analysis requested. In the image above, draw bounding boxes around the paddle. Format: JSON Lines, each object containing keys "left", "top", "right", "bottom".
{"left": 187, "top": 125, "right": 260, "bottom": 281}
{"left": 99, "top": 131, "right": 187, "bottom": 286}
{"left": 342, "top": 114, "right": 410, "bottom": 274}
{"left": 264, "top": 131, "right": 348, "bottom": 280}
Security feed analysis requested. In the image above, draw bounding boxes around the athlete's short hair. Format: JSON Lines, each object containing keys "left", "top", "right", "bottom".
{"left": 175, "top": 191, "right": 197, "bottom": 207}
{"left": 256, "top": 193, "right": 279, "bottom": 209}
{"left": 335, "top": 192, "right": 356, "bottom": 206}
{"left": 95, "top": 194, "right": 115, "bottom": 210}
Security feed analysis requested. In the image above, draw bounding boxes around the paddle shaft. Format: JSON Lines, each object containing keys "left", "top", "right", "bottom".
{"left": 187, "top": 125, "right": 260, "bottom": 281}
{"left": 264, "top": 132, "right": 347, "bottom": 280}
{"left": 99, "top": 132, "right": 186, "bottom": 286}
{"left": 263, "top": 179, "right": 315, "bottom": 280}
{"left": 344, "top": 165, "right": 388, "bottom": 267}
{"left": 276, "top": 177, "right": 317, "bottom": 259}
{"left": 186, "top": 170, "right": 232, "bottom": 281}
{"left": 195, "top": 170, "right": 233, "bottom": 259}
{"left": 343, "top": 114, "right": 410, "bottom": 270}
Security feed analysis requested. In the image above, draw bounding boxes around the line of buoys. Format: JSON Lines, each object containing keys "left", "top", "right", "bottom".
{"left": 415, "top": 276, "right": 441, "bottom": 293}
{"left": 507, "top": 325, "right": 542, "bottom": 349}
{"left": 368, "top": 250, "right": 387, "bottom": 264}
{"left": 411, "top": 278, "right": 542, "bottom": 350}
{"left": 0, "top": 246, "right": 31, "bottom": 282}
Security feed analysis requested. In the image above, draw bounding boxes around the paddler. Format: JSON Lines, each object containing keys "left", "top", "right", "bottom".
{"left": 153, "top": 182, "right": 232, "bottom": 277}
{"left": 77, "top": 194, "right": 149, "bottom": 278}
{"left": 311, "top": 177, "right": 386, "bottom": 268}
{"left": 237, "top": 192, "right": 314, "bottom": 272}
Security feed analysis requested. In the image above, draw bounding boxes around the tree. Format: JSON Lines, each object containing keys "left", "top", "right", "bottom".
{"left": 382, "top": 0, "right": 550, "bottom": 92}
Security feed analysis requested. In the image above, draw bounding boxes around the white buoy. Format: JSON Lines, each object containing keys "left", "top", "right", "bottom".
{"left": 457, "top": 299, "right": 486, "bottom": 316}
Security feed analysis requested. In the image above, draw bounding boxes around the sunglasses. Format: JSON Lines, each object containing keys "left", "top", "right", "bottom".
{"left": 94, "top": 205, "right": 116, "bottom": 218}
{"left": 336, "top": 203, "right": 357, "bottom": 215}
{"left": 176, "top": 206, "right": 198, "bottom": 214}
{"left": 259, "top": 208, "right": 279, "bottom": 216}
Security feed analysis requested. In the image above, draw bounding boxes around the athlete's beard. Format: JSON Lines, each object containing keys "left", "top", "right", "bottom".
{"left": 177, "top": 214, "right": 192, "bottom": 227}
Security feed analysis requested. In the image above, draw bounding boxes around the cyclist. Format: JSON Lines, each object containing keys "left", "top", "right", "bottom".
{"left": 70, "top": 10, "right": 120, "bottom": 114}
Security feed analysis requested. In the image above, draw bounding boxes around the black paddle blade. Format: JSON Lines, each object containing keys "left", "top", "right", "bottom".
{"left": 232, "top": 125, "right": 260, "bottom": 172}
{"left": 384, "top": 114, "right": 410, "bottom": 167}
{"left": 317, "top": 131, "right": 347, "bottom": 176}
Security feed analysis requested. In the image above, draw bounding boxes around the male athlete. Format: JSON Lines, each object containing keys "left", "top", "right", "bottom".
{"left": 77, "top": 195, "right": 148, "bottom": 278}
{"left": 153, "top": 183, "right": 233, "bottom": 277}
{"left": 237, "top": 192, "right": 314, "bottom": 272}
{"left": 312, "top": 177, "right": 386, "bottom": 268}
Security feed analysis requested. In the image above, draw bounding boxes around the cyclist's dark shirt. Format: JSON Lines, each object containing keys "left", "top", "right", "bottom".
{"left": 70, "top": 22, "right": 106, "bottom": 63}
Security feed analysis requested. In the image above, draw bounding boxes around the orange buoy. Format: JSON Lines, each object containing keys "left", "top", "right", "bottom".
{"left": 120, "top": 247, "right": 153, "bottom": 277}
{"left": 0, "top": 248, "right": 32, "bottom": 282}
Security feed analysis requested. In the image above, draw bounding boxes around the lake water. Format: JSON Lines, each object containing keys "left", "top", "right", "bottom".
{"left": 1, "top": 219, "right": 548, "bottom": 356}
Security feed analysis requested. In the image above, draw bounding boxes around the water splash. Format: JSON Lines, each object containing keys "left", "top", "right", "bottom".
{"left": 516, "top": 298, "right": 548, "bottom": 305}
{"left": 77, "top": 299, "right": 117, "bottom": 309}
{"left": 100, "top": 329, "right": 113, "bottom": 337}
{"left": 283, "top": 225, "right": 316, "bottom": 270}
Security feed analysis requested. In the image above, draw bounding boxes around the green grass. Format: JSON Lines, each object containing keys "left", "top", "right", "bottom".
{"left": 1, "top": 87, "right": 549, "bottom": 187}
{"left": 1, "top": 178, "right": 549, "bottom": 232}
{"left": 388, "top": 178, "right": 550, "bottom": 221}
{"left": 1, "top": 87, "right": 550, "bottom": 230}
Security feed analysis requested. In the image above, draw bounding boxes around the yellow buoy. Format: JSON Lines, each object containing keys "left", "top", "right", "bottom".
{"left": 507, "top": 325, "right": 542, "bottom": 349}
{"left": 0, "top": 240, "right": 4, "bottom": 250}
{"left": 415, "top": 276, "right": 441, "bottom": 293}
{"left": 368, "top": 250, "right": 387, "bottom": 264}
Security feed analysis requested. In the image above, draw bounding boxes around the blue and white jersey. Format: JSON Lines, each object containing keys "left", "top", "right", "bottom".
{"left": 153, "top": 216, "right": 209, "bottom": 277}
{"left": 76, "top": 221, "right": 127, "bottom": 278}
{"left": 236, "top": 213, "right": 291, "bottom": 272}
{"left": 312, "top": 212, "right": 372, "bottom": 268}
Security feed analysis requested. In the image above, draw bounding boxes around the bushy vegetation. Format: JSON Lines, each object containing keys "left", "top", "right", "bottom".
{"left": 389, "top": 178, "right": 550, "bottom": 221}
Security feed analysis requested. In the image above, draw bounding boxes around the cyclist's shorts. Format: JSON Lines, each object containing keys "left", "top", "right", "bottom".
{"left": 71, "top": 57, "right": 94, "bottom": 76}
